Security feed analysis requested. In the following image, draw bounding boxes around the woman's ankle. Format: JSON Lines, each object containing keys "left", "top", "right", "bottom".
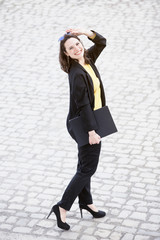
{"left": 87, "top": 204, "right": 98, "bottom": 212}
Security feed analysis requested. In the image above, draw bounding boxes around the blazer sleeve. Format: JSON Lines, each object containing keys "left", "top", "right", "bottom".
{"left": 87, "top": 30, "right": 107, "bottom": 63}
{"left": 71, "top": 73, "right": 98, "bottom": 132}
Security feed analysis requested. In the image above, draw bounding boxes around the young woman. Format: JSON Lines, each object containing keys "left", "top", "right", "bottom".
{"left": 47, "top": 28, "right": 107, "bottom": 230}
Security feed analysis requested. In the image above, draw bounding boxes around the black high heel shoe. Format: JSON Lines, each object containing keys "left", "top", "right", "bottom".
{"left": 79, "top": 203, "right": 106, "bottom": 218}
{"left": 47, "top": 204, "right": 70, "bottom": 230}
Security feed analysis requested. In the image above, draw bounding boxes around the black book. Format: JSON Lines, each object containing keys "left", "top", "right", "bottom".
{"left": 69, "top": 106, "right": 118, "bottom": 147}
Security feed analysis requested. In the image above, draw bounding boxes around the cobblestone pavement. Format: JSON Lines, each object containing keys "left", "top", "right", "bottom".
{"left": 0, "top": 0, "right": 160, "bottom": 239}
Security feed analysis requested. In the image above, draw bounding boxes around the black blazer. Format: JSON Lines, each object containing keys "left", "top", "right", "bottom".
{"left": 66, "top": 31, "right": 107, "bottom": 141}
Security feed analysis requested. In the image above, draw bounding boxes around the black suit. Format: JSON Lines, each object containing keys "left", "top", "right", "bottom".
{"left": 67, "top": 31, "right": 106, "bottom": 140}
{"left": 58, "top": 31, "right": 107, "bottom": 211}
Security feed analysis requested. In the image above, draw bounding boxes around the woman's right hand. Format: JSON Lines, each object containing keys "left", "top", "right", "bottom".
{"left": 88, "top": 130, "right": 101, "bottom": 145}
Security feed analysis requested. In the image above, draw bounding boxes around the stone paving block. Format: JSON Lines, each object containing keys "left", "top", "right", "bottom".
{"left": 0, "top": 215, "right": 7, "bottom": 223}
{"left": 112, "top": 197, "right": 126, "bottom": 204}
{"left": 8, "top": 204, "right": 25, "bottom": 211}
{"left": 9, "top": 196, "right": 25, "bottom": 203}
{"left": 130, "top": 212, "right": 147, "bottom": 221}
{"left": 122, "top": 219, "right": 140, "bottom": 228}
{"left": 13, "top": 227, "right": 32, "bottom": 234}
{"left": 30, "top": 213, "right": 46, "bottom": 219}
{"left": 79, "top": 235, "right": 97, "bottom": 240}
{"left": 83, "top": 227, "right": 95, "bottom": 235}
{"left": 146, "top": 190, "right": 159, "bottom": 197}
{"left": 131, "top": 188, "right": 146, "bottom": 195}
{"left": 149, "top": 215, "right": 160, "bottom": 224}
{"left": 37, "top": 220, "right": 54, "bottom": 228}
{"left": 113, "top": 186, "right": 129, "bottom": 193}
{"left": 97, "top": 223, "right": 115, "bottom": 230}
{"left": 115, "top": 226, "right": 137, "bottom": 234}
{"left": 60, "top": 231, "right": 79, "bottom": 239}
{"left": 6, "top": 216, "right": 18, "bottom": 224}
{"left": 0, "top": 231, "right": 59, "bottom": 240}
{"left": 137, "top": 230, "right": 160, "bottom": 238}
{"left": 136, "top": 207, "right": 148, "bottom": 213}
{"left": 118, "top": 210, "right": 131, "bottom": 219}
{"left": 121, "top": 233, "right": 134, "bottom": 240}
{"left": 45, "top": 229, "right": 60, "bottom": 238}
{"left": 149, "top": 208, "right": 160, "bottom": 215}
{"left": 134, "top": 235, "right": 151, "bottom": 240}
{"left": 16, "top": 218, "right": 30, "bottom": 227}
{"left": 27, "top": 219, "right": 39, "bottom": 228}
{"left": 24, "top": 206, "right": 41, "bottom": 213}
{"left": 94, "top": 229, "right": 111, "bottom": 238}
{"left": 0, "top": 224, "right": 13, "bottom": 231}
{"left": 109, "top": 231, "right": 123, "bottom": 240}
{"left": 140, "top": 223, "right": 160, "bottom": 232}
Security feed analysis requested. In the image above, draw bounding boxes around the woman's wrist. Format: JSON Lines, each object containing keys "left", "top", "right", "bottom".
{"left": 84, "top": 30, "right": 95, "bottom": 38}
{"left": 88, "top": 130, "right": 96, "bottom": 136}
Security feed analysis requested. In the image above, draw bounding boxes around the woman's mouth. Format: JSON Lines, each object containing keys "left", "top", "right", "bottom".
{"left": 75, "top": 50, "right": 82, "bottom": 55}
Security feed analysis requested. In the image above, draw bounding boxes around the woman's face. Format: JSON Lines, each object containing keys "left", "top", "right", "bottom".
{"left": 64, "top": 38, "right": 84, "bottom": 61}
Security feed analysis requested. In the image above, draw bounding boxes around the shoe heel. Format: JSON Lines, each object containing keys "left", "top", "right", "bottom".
{"left": 80, "top": 208, "right": 83, "bottom": 218}
{"left": 46, "top": 208, "right": 53, "bottom": 219}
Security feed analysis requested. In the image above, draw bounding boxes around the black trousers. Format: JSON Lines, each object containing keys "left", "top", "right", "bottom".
{"left": 57, "top": 142, "right": 101, "bottom": 211}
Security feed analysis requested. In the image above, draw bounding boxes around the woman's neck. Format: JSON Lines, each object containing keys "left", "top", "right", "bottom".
{"left": 78, "top": 57, "right": 85, "bottom": 66}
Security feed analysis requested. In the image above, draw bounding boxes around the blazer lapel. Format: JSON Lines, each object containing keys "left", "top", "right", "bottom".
{"left": 71, "top": 61, "right": 94, "bottom": 89}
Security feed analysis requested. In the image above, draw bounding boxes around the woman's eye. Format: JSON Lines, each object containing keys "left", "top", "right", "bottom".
{"left": 76, "top": 42, "right": 79, "bottom": 45}
{"left": 69, "top": 47, "right": 73, "bottom": 50}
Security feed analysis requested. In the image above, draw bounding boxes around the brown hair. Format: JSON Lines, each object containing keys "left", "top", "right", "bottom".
{"left": 59, "top": 34, "right": 90, "bottom": 73}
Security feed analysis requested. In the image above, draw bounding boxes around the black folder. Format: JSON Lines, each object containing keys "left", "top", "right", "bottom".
{"left": 69, "top": 106, "right": 118, "bottom": 147}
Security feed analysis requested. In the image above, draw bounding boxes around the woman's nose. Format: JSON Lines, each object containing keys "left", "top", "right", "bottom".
{"left": 75, "top": 46, "right": 80, "bottom": 51}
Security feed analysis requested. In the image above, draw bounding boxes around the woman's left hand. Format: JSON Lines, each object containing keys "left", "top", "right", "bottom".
{"left": 66, "top": 28, "right": 94, "bottom": 38}
{"left": 88, "top": 130, "right": 101, "bottom": 145}
{"left": 66, "top": 28, "right": 86, "bottom": 36}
